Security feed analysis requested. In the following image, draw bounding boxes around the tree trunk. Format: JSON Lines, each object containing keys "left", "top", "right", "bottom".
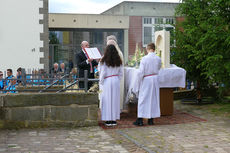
{"left": 196, "top": 80, "right": 202, "bottom": 104}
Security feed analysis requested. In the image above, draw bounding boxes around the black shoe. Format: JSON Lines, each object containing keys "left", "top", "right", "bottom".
{"left": 148, "top": 118, "right": 154, "bottom": 125}
{"left": 111, "top": 121, "right": 117, "bottom": 126}
{"left": 133, "top": 118, "right": 143, "bottom": 126}
{"left": 105, "top": 121, "right": 112, "bottom": 127}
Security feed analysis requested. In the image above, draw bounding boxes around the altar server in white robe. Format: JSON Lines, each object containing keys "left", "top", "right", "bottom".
{"left": 99, "top": 44, "right": 123, "bottom": 126}
{"left": 133, "top": 43, "right": 161, "bottom": 126}
{"left": 107, "top": 35, "right": 125, "bottom": 110}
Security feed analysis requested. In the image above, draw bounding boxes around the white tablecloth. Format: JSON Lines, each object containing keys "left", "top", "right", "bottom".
{"left": 158, "top": 64, "right": 186, "bottom": 88}
{"left": 124, "top": 64, "right": 186, "bottom": 103}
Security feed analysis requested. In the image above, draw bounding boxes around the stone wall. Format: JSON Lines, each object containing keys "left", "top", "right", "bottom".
{"left": 0, "top": 93, "right": 98, "bottom": 129}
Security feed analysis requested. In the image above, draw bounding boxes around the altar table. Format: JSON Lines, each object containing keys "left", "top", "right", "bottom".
{"left": 124, "top": 64, "right": 186, "bottom": 116}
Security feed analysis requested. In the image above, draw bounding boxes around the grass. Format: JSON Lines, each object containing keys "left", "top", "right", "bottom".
{"left": 177, "top": 96, "right": 230, "bottom": 118}
{"left": 117, "top": 140, "right": 123, "bottom": 144}
{"left": 8, "top": 145, "right": 17, "bottom": 148}
{"left": 88, "top": 135, "right": 94, "bottom": 138}
{"left": 199, "top": 96, "right": 230, "bottom": 117}
{"left": 209, "top": 102, "right": 230, "bottom": 117}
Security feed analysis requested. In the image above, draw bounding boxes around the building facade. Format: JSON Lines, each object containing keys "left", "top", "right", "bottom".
{"left": 47, "top": 1, "right": 179, "bottom": 72}
{"left": 0, "top": 1, "right": 179, "bottom": 73}
{"left": 0, "top": 0, "right": 49, "bottom": 74}
{"left": 48, "top": 14, "right": 129, "bottom": 70}
{"left": 102, "top": 1, "right": 179, "bottom": 55}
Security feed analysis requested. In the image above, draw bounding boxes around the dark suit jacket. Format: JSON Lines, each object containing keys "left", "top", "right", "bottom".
{"left": 76, "top": 51, "right": 98, "bottom": 78}
{"left": 50, "top": 68, "right": 60, "bottom": 75}
{"left": 60, "top": 68, "right": 67, "bottom": 74}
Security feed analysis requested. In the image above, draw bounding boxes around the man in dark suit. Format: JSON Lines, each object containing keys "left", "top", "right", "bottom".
{"left": 50, "top": 63, "right": 60, "bottom": 78}
{"left": 60, "top": 63, "right": 67, "bottom": 74}
{"left": 76, "top": 41, "right": 98, "bottom": 89}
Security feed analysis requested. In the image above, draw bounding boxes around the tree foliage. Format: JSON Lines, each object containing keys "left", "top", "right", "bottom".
{"left": 172, "top": 0, "right": 230, "bottom": 97}
{"left": 49, "top": 32, "right": 60, "bottom": 44}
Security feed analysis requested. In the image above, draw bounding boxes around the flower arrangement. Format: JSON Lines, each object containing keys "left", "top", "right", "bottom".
{"left": 128, "top": 43, "right": 145, "bottom": 67}
{"left": 155, "top": 48, "right": 164, "bottom": 68}
{"left": 155, "top": 48, "right": 161, "bottom": 58}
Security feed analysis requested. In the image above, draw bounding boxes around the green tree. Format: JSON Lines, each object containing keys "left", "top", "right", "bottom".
{"left": 172, "top": 0, "right": 230, "bottom": 100}
{"left": 49, "top": 32, "right": 59, "bottom": 44}
{"left": 49, "top": 32, "right": 60, "bottom": 63}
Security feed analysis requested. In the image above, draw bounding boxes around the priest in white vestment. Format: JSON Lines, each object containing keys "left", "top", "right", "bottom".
{"left": 133, "top": 43, "right": 161, "bottom": 126}
{"left": 99, "top": 44, "right": 124, "bottom": 127}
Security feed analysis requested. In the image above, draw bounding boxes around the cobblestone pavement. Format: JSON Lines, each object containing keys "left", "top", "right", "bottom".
{"left": 0, "top": 127, "right": 131, "bottom": 153}
{"left": 110, "top": 101, "right": 230, "bottom": 153}
{"left": 1, "top": 101, "right": 230, "bottom": 153}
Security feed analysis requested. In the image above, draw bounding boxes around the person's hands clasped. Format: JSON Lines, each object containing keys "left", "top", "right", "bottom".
{"left": 88, "top": 58, "right": 93, "bottom": 62}
{"left": 96, "top": 58, "right": 101, "bottom": 62}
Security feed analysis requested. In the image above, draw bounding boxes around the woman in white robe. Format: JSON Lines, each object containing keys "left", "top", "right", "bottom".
{"left": 99, "top": 44, "right": 123, "bottom": 126}
{"left": 107, "top": 35, "right": 125, "bottom": 110}
{"left": 134, "top": 43, "right": 161, "bottom": 126}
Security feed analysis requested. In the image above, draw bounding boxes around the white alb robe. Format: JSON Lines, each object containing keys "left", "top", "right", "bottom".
{"left": 107, "top": 40, "right": 125, "bottom": 110}
{"left": 137, "top": 52, "right": 161, "bottom": 118}
{"left": 99, "top": 63, "right": 123, "bottom": 121}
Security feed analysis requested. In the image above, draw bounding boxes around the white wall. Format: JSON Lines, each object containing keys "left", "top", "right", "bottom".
{"left": 0, "top": 0, "right": 44, "bottom": 75}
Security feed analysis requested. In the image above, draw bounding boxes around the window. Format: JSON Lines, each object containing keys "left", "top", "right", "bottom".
{"left": 155, "top": 18, "right": 164, "bottom": 24}
{"left": 142, "top": 17, "right": 175, "bottom": 47}
{"left": 144, "top": 27, "right": 152, "bottom": 45}
{"left": 90, "top": 31, "right": 103, "bottom": 44}
{"left": 144, "top": 18, "right": 152, "bottom": 24}
{"left": 166, "top": 18, "right": 175, "bottom": 24}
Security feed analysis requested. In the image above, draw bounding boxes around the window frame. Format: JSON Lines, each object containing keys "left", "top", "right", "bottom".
{"left": 142, "top": 17, "right": 175, "bottom": 47}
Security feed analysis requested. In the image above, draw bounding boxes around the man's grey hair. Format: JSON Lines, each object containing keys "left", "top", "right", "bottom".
{"left": 54, "top": 63, "right": 59, "bottom": 66}
{"left": 81, "top": 41, "right": 89, "bottom": 46}
{"left": 107, "top": 35, "right": 117, "bottom": 43}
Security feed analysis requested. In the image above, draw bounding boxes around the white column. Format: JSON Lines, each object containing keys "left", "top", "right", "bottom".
{"left": 124, "top": 29, "right": 129, "bottom": 64}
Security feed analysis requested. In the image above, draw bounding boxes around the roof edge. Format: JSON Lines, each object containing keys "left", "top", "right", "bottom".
{"left": 101, "top": 1, "right": 180, "bottom": 14}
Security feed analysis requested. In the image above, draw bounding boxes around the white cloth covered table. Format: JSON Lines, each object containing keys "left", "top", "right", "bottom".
{"left": 158, "top": 64, "right": 186, "bottom": 88}
{"left": 124, "top": 64, "right": 186, "bottom": 104}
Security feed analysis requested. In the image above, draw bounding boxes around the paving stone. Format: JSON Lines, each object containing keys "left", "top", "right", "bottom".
{"left": 89, "top": 150, "right": 99, "bottom": 152}
{"left": 1, "top": 101, "right": 230, "bottom": 152}
{"left": 0, "top": 148, "right": 6, "bottom": 152}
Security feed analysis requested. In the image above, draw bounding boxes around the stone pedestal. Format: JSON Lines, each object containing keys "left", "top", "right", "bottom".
{"left": 155, "top": 30, "right": 170, "bottom": 68}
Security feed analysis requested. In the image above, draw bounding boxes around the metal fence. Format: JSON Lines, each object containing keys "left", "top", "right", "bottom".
{"left": 0, "top": 70, "right": 99, "bottom": 93}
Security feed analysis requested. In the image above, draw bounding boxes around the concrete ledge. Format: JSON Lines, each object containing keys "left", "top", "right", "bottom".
{"left": 16, "top": 85, "right": 64, "bottom": 93}
{"left": 1, "top": 93, "right": 98, "bottom": 107}
{"left": 0, "top": 93, "right": 99, "bottom": 129}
